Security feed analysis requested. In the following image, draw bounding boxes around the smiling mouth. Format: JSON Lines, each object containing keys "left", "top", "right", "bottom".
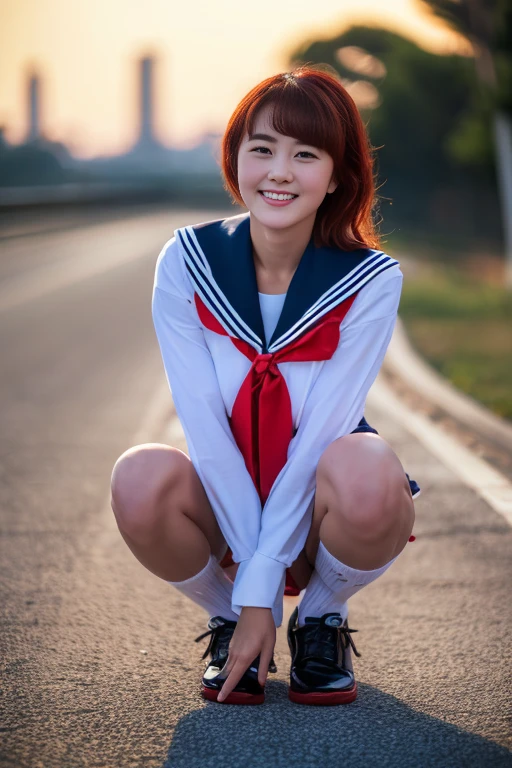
{"left": 259, "top": 191, "right": 298, "bottom": 201}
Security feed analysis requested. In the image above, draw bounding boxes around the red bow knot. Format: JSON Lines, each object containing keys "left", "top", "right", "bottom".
{"left": 253, "top": 353, "right": 277, "bottom": 377}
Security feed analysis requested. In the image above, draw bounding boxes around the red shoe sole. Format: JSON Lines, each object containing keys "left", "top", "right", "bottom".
{"left": 288, "top": 682, "right": 357, "bottom": 705}
{"left": 201, "top": 686, "right": 265, "bottom": 705}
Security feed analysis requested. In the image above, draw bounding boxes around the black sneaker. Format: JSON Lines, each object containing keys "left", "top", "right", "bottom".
{"left": 194, "top": 615, "right": 277, "bottom": 705}
{"left": 287, "top": 606, "right": 361, "bottom": 705}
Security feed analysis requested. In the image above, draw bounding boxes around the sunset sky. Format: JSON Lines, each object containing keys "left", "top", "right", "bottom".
{"left": 0, "top": 0, "right": 471, "bottom": 158}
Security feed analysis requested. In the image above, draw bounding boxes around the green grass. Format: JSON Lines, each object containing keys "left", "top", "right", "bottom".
{"left": 398, "top": 264, "right": 512, "bottom": 421}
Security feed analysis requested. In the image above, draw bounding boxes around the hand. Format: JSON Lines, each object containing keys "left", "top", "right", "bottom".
{"left": 216, "top": 606, "right": 276, "bottom": 703}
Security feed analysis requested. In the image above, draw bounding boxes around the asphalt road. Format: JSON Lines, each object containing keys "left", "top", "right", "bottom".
{"left": 1, "top": 206, "right": 511, "bottom": 768}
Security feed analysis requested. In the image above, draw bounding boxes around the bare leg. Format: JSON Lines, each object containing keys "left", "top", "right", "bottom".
{"left": 110, "top": 443, "right": 227, "bottom": 582}
{"left": 305, "top": 432, "right": 415, "bottom": 570}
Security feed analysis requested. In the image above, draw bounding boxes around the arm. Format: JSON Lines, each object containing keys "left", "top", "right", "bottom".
{"left": 151, "top": 236, "right": 262, "bottom": 568}
{"left": 231, "top": 266, "right": 404, "bottom": 616}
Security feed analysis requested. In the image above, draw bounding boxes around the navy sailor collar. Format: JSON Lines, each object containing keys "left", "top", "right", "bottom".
{"left": 176, "top": 212, "right": 398, "bottom": 354}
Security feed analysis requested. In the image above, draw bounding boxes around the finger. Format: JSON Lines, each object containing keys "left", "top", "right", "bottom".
{"left": 257, "top": 647, "right": 274, "bottom": 688}
{"left": 217, "top": 660, "right": 247, "bottom": 703}
{"left": 217, "top": 661, "right": 243, "bottom": 702}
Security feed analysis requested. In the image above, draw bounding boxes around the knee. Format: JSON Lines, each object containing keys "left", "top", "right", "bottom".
{"left": 110, "top": 443, "right": 187, "bottom": 539}
{"left": 316, "top": 434, "right": 412, "bottom": 538}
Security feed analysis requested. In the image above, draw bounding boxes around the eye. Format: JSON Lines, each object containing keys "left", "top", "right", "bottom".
{"left": 296, "top": 150, "right": 317, "bottom": 159}
{"left": 250, "top": 146, "right": 272, "bottom": 154}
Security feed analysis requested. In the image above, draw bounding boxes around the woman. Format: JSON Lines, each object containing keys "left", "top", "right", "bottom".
{"left": 110, "top": 65, "right": 420, "bottom": 706}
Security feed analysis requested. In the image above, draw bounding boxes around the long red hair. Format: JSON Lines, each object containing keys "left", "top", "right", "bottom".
{"left": 221, "top": 65, "right": 381, "bottom": 251}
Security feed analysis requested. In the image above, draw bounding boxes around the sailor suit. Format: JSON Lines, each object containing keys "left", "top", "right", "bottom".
{"left": 152, "top": 212, "right": 419, "bottom": 626}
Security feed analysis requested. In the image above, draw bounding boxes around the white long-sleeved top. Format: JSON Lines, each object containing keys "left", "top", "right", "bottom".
{"left": 151, "top": 213, "right": 403, "bottom": 627}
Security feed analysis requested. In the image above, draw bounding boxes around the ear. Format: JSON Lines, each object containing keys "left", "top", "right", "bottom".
{"left": 327, "top": 176, "right": 338, "bottom": 194}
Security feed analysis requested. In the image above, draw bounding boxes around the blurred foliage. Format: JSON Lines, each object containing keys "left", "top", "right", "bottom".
{"left": 288, "top": 18, "right": 506, "bottom": 249}
{"left": 419, "top": 0, "right": 512, "bottom": 169}
{"left": 419, "top": 0, "right": 512, "bottom": 113}
{"left": 399, "top": 265, "right": 511, "bottom": 316}
{"left": 494, "top": 1, "right": 512, "bottom": 114}
{"left": 399, "top": 266, "right": 512, "bottom": 419}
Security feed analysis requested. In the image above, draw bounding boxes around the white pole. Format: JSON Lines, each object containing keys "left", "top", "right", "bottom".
{"left": 493, "top": 111, "right": 512, "bottom": 289}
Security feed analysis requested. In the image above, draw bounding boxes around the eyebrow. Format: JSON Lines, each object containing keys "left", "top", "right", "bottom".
{"left": 247, "top": 132, "right": 308, "bottom": 146}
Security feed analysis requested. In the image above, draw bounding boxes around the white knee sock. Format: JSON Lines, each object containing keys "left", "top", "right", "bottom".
{"left": 167, "top": 553, "right": 238, "bottom": 621}
{"left": 298, "top": 540, "right": 399, "bottom": 626}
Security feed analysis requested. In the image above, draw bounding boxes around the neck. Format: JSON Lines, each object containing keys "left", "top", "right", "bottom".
{"left": 249, "top": 213, "right": 315, "bottom": 286}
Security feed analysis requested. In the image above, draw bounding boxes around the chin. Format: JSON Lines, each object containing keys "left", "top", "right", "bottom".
{"left": 251, "top": 212, "right": 301, "bottom": 231}
{"left": 250, "top": 202, "right": 309, "bottom": 230}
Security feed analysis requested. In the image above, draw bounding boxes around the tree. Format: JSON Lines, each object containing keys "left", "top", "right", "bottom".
{"left": 419, "top": 0, "right": 512, "bottom": 285}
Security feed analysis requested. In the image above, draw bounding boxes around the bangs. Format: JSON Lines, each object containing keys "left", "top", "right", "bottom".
{"left": 245, "top": 84, "right": 344, "bottom": 158}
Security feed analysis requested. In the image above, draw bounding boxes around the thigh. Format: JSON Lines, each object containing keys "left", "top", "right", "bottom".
{"left": 112, "top": 443, "right": 228, "bottom": 562}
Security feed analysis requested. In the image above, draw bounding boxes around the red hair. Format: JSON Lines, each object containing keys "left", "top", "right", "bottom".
{"left": 221, "top": 65, "right": 381, "bottom": 251}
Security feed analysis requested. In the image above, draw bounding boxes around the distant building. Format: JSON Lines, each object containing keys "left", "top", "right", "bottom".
{"left": 136, "top": 56, "right": 157, "bottom": 150}
{"left": 2, "top": 53, "right": 223, "bottom": 191}
{"left": 26, "top": 70, "right": 41, "bottom": 143}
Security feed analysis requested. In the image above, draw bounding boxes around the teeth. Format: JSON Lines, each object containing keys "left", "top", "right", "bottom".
{"left": 261, "top": 191, "right": 296, "bottom": 201}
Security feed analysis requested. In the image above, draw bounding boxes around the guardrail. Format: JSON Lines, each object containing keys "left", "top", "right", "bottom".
{"left": 0, "top": 182, "right": 170, "bottom": 207}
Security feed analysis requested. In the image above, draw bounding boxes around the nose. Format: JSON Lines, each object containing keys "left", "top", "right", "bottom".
{"left": 268, "top": 156, "right": 293, "bottom": 184}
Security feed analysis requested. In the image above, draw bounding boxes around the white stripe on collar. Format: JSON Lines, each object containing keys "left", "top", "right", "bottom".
{"left": 268, "top": 253, "right": 399, "bottom": 352}
{"left": 177, "top": 226, "right": 264, "bottom": 352}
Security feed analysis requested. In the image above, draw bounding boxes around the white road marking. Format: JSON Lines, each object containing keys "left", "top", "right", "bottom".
{"left": 387, "top": 317, "right": 512, "bottom": 451}
{"left": 369, "top": 378, "right": 512, "bottom": 527}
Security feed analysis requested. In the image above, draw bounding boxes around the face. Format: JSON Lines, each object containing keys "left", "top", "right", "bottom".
{"left": 237, "top": 104, "right": 338, "bottom": 233}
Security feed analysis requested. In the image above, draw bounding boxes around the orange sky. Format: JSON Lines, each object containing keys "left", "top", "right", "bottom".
{"left": 0, "top": 0, "right": 471, "bottom": 158}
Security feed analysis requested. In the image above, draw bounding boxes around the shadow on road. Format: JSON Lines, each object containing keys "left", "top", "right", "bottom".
{"left": 164, "top": 680, "right": 511, "bottom": 768}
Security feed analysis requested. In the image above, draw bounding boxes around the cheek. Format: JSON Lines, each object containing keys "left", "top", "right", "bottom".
{"left": 303, "top": 166, "right": 335, "bottom": 198}
{"left": 236, "top": 157, "right": 256, "bottom": 194}
{"left": 239, "top": 162, "right": 268, "bottom": 203}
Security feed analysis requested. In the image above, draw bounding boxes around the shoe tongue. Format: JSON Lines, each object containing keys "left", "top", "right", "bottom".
{"left": 304, "top": 613, "right": 342, "bottom": 626}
